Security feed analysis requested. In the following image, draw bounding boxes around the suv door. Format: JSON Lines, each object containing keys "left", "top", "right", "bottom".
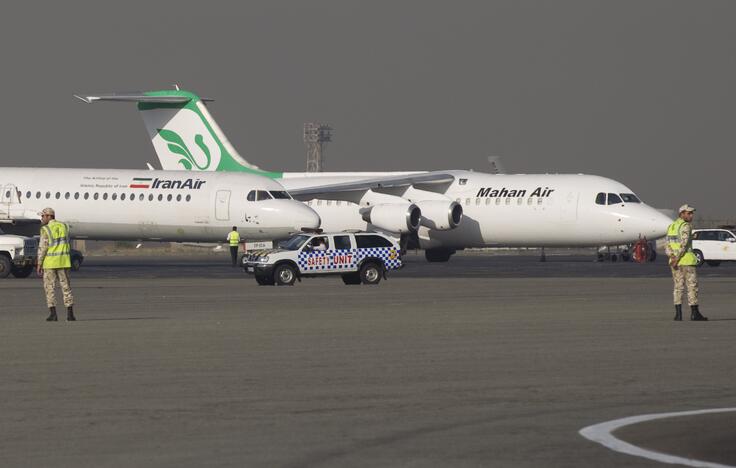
{"left": 330, "top": 234, "right": 357, "bottom": 272}
{"left": 298, "top": 235, "right": 331, "bottom": 273}
{"left": 716, "top": 230, "right": 736, "bottom": 260}
{"left": 696, "top": 230, "right": 717, "bottom": 259}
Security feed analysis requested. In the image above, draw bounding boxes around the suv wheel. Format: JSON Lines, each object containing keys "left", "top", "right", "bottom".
{"left": 341, "top": 273, "right": 361, "bottom": 285}
{"left": 274, "top": 264, "right": 297, "bottom": 286}
{"left": 11, "top": 264, "right": 34, "bottom": 278}
{"left": 0, "top": 255, "right": 11, "bottom": 279}
{"left": 359, "top": 262, "right": 382, "bottom": 285}
{"left": 693, "top": 250, "right": 705, "bottom": 267}
{"left": 255, "top": 274, "right": 275, "bottom": 286}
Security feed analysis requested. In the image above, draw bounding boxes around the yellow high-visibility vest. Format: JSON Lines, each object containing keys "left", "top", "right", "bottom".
{"left": 41, "top": 220, "right": 71, "bottom": 269}
{"left": 666, "top": 218, "right": 697, "bottom": 266}
{"left": 228, "top": 231, "right": 240, "bottom": 247}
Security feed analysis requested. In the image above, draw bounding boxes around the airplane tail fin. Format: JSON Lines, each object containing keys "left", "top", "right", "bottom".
{"left": 75, "top": 89, "right": 281, "bottom": 178}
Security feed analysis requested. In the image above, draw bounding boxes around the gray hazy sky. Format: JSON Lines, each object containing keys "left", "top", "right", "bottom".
{"left": 1, "top": 1, "right": 734, "bottom": 218}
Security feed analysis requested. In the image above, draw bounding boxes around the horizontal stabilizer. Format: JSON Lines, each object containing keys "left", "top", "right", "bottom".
{"left": 74, "top": 93, "right": 212, "bottom": 104}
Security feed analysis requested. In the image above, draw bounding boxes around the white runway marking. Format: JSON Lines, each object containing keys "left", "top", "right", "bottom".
{"left": 579, "top": 408, "right": 736, "bottom": 468}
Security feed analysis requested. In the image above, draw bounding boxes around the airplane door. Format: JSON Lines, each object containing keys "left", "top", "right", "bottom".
{"left": 560, "top": 191, "right": 579, "bottom": 222}
{"left": 215, "top": 190, "right": 231, "bottom": 221}
{"left": 1, "top": 184, "right": 21, "bottom": 216}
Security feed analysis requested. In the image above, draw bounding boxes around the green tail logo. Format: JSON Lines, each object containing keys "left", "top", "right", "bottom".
{"left": 157, "top": 128, "right": 212, "bottom": 170}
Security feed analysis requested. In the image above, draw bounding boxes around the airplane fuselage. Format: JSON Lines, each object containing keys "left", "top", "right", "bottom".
{"left": 0, "top": 168, "right": 320, "bottom": 242}
{"left": 280, "top": 171, "right": 671, "bottom": 248}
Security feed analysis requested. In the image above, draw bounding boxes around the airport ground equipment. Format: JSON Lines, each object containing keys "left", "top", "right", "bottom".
{"left": 0, "top": 234, "right": 38, "bottom": 278}
{"left": 243, "top": 232, "right": 402, "bottom": 286}
{"left": 692, "top": 228, "right": 736, "bottom": 267}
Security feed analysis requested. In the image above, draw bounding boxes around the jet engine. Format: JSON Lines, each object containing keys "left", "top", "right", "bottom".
{"left": 416, "top": 200, "right": 463, "bottom": 230}
{"left": 360, "top": 203, "right": 421, "bottom": 233}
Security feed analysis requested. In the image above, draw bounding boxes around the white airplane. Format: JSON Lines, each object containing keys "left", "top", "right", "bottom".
{"left": 0, "top": 168, "right": 320, "bottom": 242}
{"left": 78, "top": 89, "right": 672, "bottom": 261}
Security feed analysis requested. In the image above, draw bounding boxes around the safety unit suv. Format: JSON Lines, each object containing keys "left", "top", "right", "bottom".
{"left": 243, "top": 232, "right": 402, "bottom": 286}
{"left": 692, "top": 228, "right": 736, "bottom": 267}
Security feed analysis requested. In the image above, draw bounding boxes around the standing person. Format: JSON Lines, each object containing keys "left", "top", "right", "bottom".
{"left": 666, "top": 204, "right": 707, "bottom": 321}
{"left": 36, "top": 208, "right": 75, "bottom": 321}
{"left": 227, "top": 226, "right": 241, "bottom": 267}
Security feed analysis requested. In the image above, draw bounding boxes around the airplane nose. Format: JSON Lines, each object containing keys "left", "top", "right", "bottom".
{"left": 294, "top": 203, "right": 321, "bottom": 231}
{"left": 642, "top": 207, "right": 672, "bottom": 239}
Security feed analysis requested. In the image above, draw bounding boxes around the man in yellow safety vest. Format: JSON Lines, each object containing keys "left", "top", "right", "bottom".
{"left": 227, "top": 226, "right": 241, "bottom": 267}
{"left": 36, "top": 207, "right": 75, "bottom": 321}
{"left": 665, "top": 204, "right": 707, "bottom": 321}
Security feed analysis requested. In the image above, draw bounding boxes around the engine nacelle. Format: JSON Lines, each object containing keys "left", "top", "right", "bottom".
{"left": 416, "top": 200, "right": 463, "bottom": 230}
{"left": 359, "top": 203, "right": 421, "bottom": 233}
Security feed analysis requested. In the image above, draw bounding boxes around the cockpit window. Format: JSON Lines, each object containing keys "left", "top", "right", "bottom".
{"left": 269, "top": 190, "right": 291, "bottom": 200}
{"left": 246, "top": 190, "right": 274, "bottom": 201}
{"left": 619, "top": 193, "right": 640, "bottom": 203}
{"left": 607, "top": 193, "right": 622, "bottom": 205}
{"left": 595, "top": 193, "right": 606, "bottom": 205}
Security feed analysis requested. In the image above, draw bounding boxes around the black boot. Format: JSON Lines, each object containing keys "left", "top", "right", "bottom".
{"left": 690, "top": 305, "right": 708, "bottom": 321}
{"left": 66, "top": 306, "right": 76, "bottom": 321}
{"left": 673, "top": 304, "right": 682, "bottom": 321}
{"left": 46, "top": 307, "right": 57, "bottom": 322}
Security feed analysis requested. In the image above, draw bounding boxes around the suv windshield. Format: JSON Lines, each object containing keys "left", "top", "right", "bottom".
{"left": 281, "top": 234, "right": 310, "bottom": 250}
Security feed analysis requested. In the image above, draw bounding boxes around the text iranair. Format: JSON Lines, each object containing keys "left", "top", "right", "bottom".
{"left": 151, "top": 178, "right": 206, "bottom": 190}
{"left": 476, "top": 187, "right": 555, "bottom": 198}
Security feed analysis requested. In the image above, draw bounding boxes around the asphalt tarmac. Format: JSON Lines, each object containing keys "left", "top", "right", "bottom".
{"left": 1, "top": 253, "right": 735, "bottom": 467}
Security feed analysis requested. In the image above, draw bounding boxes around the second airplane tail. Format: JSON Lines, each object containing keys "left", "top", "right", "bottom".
{"left": 75, "top": 89, "right": 281, "bottom": 177}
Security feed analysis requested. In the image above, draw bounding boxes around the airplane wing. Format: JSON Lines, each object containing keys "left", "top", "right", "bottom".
{"left": 285, "top": 172, "right": 456, "bottom": 201}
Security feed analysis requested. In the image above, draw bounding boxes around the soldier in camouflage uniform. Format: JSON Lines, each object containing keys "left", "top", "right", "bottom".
{"left": 665, "top": 204, "right": 707, "bottom": 321}
{"left": 36, "top": 207, "right": 76, "bottom": 321}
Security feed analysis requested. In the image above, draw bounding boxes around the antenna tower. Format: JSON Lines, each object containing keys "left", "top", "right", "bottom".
{"left": 304, "top": 123, "right": 332, "bottom": 172}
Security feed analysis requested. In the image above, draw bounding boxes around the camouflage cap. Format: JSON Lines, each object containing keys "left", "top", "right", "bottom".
{"left": 678, "top": 204, "right": 696, "bottom": 213}
{"left": 38, "top": 207, "right": 55, "bottom": 216}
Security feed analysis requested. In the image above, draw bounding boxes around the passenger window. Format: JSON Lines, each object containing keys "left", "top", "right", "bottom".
{"left": 505, "top": 197, "right": 511, "bottom": 205}
{"left": 167, "top": 194, "right": 173, "bottom": 201}
{"left": 486, "top": 198, "right": 491, "bottom": 205}
{"left": 527, "top": 198, "right": 533, "bottom": 205}
{"left": 465, "top": 198, "right": 471, "bottom": 205}
{"left": 121, "top": 193, "right": 126, "bottom": 201}
{"left": 36, "top": 191, "right": 41, "bottom": 199}
{"left": 139, "top": 194, "right": 144, "bottom": 201}
{"left": 185, "top": 194, "right": 191, "bottom": 202}
{"left": 476, "top": 198, "right": 481, "bottom": 206}
{"left": 83, "top": 193, "right": 89, "bottom": 200}
{"left": 176, "top": 194, "right": 182, "bottom": 202}
{"left": 149, "top": 194, "right": 154, "bottom": 201}
{"left": 74, "top": 193, "right": 79, "bottom": 200}
{"left": 607, "top": 193, "right": 622, "bottom": 205}
{"left": 55, "top": 192, "right": 61, "bottom": 199}
{"left": 355, "top": 235, "right": 393, "bottom": 248}
{"left": 93, "top": 193, "right": 99, "bottom": 200}
{"left": 158, "top": 194, "right": 163, "bottom": 201}
{"left": 333, "top": 235, "right": 352, "bottom": 250}
{"left": 112, "top": 193, "right": 118, "bottom": 200}
{"left": 246, "top": 190, "right": 256, "bottom": 202}
{"left": 517, "top": 198, "right": 523, "bottom": 205}
{"left": 537, "top": 198, "right": 543, "bottom": 205}
{"left": 495, "top": 198, "right": 501, "bottom": 205}
{"left": 25, "top": 191, "right": 31, "bottom": 199}
{"left": 103, "top": 193, "right": 108, "bottom": 200}
{"left": 595, "top": 193, "right": 606, "bottom": 205}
